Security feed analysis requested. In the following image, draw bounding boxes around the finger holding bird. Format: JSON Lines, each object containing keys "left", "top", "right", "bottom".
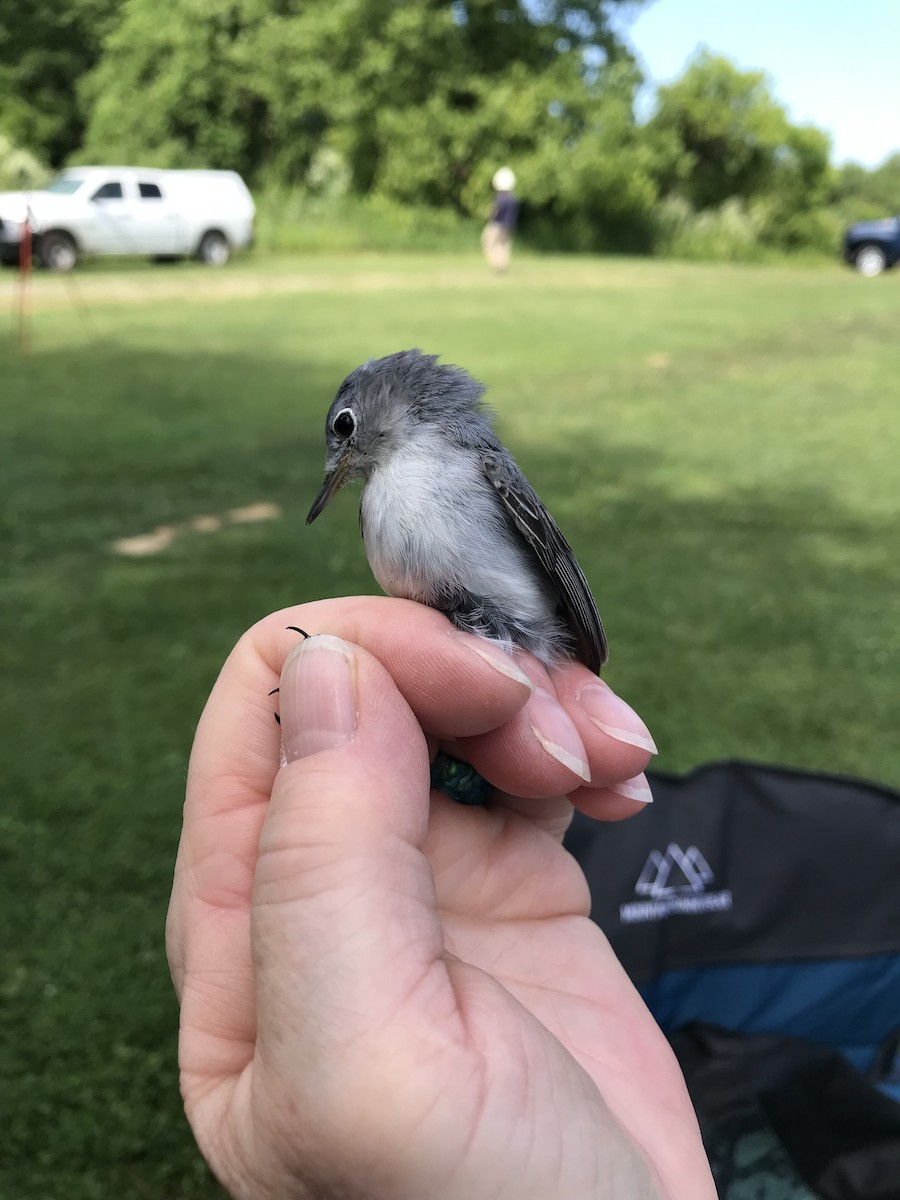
{"left": 245, "top": 600, "right": 651, "bottom": 820}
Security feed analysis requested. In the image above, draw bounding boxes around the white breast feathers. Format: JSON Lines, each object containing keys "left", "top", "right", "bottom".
{"left": 360, "top": 436, "right": 555, "bottom": 627}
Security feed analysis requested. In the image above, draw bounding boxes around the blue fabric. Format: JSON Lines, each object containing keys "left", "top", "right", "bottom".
{"left": 639, "top": 955, "right": 900, "bottom": 1073}
{"left": 881, "top": 1044, "right": 900, "bottom": 1103}
{"left": 492, "top": 193, "right": 519, "bottom": 231}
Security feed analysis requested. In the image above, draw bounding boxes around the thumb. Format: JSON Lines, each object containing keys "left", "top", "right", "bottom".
{"left": 276, "top": 631, "right": 431, "bottom": 836}
{"left": 253, "top": 633, "right": 441, "bottom": 1077}
{"left": 264, "top": 630, "right": 433, "bottom": 893}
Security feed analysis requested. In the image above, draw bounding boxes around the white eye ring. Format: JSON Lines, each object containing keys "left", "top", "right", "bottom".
{"left": 332, "top": 407, "right": 356, "bottom": 438}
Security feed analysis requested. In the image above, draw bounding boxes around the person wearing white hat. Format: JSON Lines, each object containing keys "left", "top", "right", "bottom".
{"left": 481, "top": 166, "right": 519, "bottom": 272}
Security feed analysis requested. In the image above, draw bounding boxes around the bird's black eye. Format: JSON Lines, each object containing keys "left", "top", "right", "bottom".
{"left": 332, "top": 408, "right": 356, "bottom": 439}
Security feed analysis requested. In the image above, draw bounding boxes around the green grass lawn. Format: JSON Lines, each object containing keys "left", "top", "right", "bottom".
{"left": 2, "top": 253, "right": 899, "bottom": 1198}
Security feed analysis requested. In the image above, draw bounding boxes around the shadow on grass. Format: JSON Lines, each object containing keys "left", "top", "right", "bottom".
{"left": 1, "top": 336, "right": 897, "bottom": 1198}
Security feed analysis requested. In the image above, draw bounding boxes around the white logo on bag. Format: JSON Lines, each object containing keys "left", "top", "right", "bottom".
{"left": 619, "top": 844, "right": 733, "bottom": 924}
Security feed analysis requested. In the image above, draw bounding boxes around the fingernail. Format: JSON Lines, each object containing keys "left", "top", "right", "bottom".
{"left": 610, "top": 773, "right": 654, "bottom": 804}
{"left": 280, "top": 634, "right": 357, "bottom": 762}
{"left": 455, "top": 634, "right": 534, "bottom": 692}
{"left": 575, "top": 683, "right": 658, "bottom": 755}
{"left": 528, "top": 688, "right": 591, "bottom": 782}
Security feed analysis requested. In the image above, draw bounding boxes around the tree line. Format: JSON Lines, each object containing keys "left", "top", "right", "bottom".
{"left": 1, "top": 0, "right": 896, "bottom": 257}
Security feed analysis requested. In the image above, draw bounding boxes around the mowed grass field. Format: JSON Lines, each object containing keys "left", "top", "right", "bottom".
{"left": 2, "top": 252, "right": 899, "bottom": 1198}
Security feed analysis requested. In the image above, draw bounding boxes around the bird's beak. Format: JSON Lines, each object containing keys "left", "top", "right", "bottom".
{"left": 306, "top": 451, "right": 353, "bottom": 524}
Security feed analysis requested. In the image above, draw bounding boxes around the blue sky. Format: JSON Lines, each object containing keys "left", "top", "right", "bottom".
{"left": 620, "top": 0, "right": 899, "bottom": 167}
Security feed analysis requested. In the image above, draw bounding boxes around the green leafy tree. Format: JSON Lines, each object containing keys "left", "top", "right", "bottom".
{"left": 862, "top": 152, "right": 900, "bottom": 212}
{"left": 0, "top": 132, "right": 49, "bottom": 189}
{"left": 78, "top": 0, "right": 648, "bottom": 212}
{"left": 832, "top": 153, "right": 900, "bottom": 221}
{"left": 756, "top": 123, "right": 834, "bottom": 250}
{"left": 0, "top": 0, "right": 120, "bottom": 166}
{"left": 79, "top": 0, "right": 275, "bottom": 177}
{"left": 487, "top": 58, "right": 673, "bottom": 250}
{"left": 647, "top": 49, "right": 836, "bottom": 255}
{"left": 650, "top": 49, "right": 794, "bottom": 209}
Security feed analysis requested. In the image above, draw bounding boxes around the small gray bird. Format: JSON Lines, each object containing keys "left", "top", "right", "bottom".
{"left": 307, "top": 350, "right": 608, "bottom": 673}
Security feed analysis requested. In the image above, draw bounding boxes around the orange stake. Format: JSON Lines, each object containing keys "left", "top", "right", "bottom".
{"left": 17, "top": 218, "right": 32, "bottom": 356}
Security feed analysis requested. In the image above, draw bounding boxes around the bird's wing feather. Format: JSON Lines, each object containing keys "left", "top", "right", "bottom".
{"left": 481, "top": 450, "right": 608, "bottom": 672}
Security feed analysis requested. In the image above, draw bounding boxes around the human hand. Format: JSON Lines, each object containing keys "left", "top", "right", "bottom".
{"left": 166, "top": 597, "right": 714, "bottom": 1199}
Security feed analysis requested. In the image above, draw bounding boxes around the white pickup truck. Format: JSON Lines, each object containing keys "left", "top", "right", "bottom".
{"left": 0, "top": 166, "right": 255, "bottom": 270}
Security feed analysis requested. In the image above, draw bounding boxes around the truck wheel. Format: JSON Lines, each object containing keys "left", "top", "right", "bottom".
{"left": 854, "top": 244, "right": 887, "bottom": 277}
{"left": 197, "top": 231, "right": 230, "bottom": 267}
{"left": 38, "top": 231, "right": 78, "bottom": 272}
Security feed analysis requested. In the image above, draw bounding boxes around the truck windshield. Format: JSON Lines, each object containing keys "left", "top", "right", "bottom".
{"left": 44, "top": 176, "right": 86, "bottom": 195}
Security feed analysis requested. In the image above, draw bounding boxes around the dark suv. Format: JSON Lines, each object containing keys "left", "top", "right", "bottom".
{"left": 842, "top": 216, "right": 900, "bottom": 276}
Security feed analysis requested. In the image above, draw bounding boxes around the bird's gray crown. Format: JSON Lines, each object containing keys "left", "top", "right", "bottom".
{"left": 333, "top": 349, "right": 488, "bottom": 425}
{"left": 318, "top": 350, "right": 496, "bottom": 481}
{"left": 314, "top": 350, "right": 501, "bottom": 511}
